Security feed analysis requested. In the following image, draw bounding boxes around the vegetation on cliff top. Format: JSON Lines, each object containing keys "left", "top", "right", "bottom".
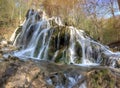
{"left": 0, "top": 0, "right": 120, "bottom": 46}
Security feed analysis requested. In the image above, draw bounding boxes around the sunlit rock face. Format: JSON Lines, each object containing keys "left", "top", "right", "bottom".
{"left": 11, "top": 9, "right": 120, "bottom": 67}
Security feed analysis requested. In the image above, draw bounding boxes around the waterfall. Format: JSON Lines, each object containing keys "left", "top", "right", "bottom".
{"left": 12, "top": 9, "right": 120, "bottom": 66}
{"left": 11, "top": 9, "right": 120, "bottom": 88}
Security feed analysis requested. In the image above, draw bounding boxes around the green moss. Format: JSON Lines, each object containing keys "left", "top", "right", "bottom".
{"left": 88, "top": 69, "right": 115, "bottom": 88}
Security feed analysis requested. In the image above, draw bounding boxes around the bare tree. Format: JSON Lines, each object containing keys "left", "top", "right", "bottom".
{"left": 117, "top": 0, "right": 120, "bottom": 10}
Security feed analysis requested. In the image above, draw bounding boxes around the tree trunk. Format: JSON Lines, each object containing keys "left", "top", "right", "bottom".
{"left": 118, "top": 0, "right": 120, "bottom": 10}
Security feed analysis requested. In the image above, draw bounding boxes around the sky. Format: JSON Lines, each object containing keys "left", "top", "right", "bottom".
{"left": 84, "top": 0, "right": 120, "bottom": 18}
{"left": 99, "top": 0, "right": 120, "bottom": 18}
{"left": 15, "top": 0, "right": 120, "bottom": 19}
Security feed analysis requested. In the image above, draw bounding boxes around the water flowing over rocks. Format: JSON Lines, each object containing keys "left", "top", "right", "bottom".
{"left": 0, "top": 56, "right": 120, "bottom": 88}
{"left": 0, "top": 9, "right": 120, "bottom": 88}
{"left": 12, "top": 9, "right": 120, "bottom": 67}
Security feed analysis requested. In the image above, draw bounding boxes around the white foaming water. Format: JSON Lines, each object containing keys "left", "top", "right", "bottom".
{"left": 79, "top": 82, "right": 87, "bottom": 88}
{"left": 69, "top": 27, "right": 76, "bottom": 63}
{"left": 52, "top": 50, "right": 59, "bottom": 61}
{"left": 13, "top": 9, "right": 114, "bottom": 65}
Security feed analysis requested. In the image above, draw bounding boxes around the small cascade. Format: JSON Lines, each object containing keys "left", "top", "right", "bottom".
{"left": 45, "top": 68, "right": 86, "bottom": 88}
{"left": 12, "top": 9, "right": 120, "bottom": 66}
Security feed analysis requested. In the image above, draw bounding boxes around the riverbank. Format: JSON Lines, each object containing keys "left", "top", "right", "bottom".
{"left": 0, "top": 52, "right": 120, "bottom": 88}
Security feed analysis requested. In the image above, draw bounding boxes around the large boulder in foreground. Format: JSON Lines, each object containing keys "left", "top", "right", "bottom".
{"left": 0, "top": 57, "right": 46, "bottom": 88}
{"left": 0, "top": 57, "right": 120, "bottom": 88}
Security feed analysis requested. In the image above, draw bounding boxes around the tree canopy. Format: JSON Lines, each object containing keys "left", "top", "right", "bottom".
{"left": 0, "top": 0, "right": 120, "bottom": 44}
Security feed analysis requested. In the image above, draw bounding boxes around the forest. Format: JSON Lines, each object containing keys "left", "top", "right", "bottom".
{"left": 0, "top": 0, "right": 120, "bottom": 45}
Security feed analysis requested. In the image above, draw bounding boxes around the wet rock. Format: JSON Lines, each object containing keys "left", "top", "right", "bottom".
{"left": 108, "top": 41, "right": 120, "bottom": 51}
{"left": 0, "top": 39, "right": 18, "bottom": 54}
{"left": 116, "top": 58, "right": 120, "bottom": 67}
{"left": 0, "top": 56, "right": 120, "bottom": 88}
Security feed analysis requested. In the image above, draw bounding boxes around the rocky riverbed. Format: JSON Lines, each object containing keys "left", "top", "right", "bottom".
{"left": 0, "top": 43, "right": 120, "bottom": 88}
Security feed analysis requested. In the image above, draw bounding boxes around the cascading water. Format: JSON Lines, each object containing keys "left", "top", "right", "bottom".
{"left": 11, "top": 9, "right": 120, "bottom": 88}
{"left": 12, "top": 9, "right": 118, "bottom": 65}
